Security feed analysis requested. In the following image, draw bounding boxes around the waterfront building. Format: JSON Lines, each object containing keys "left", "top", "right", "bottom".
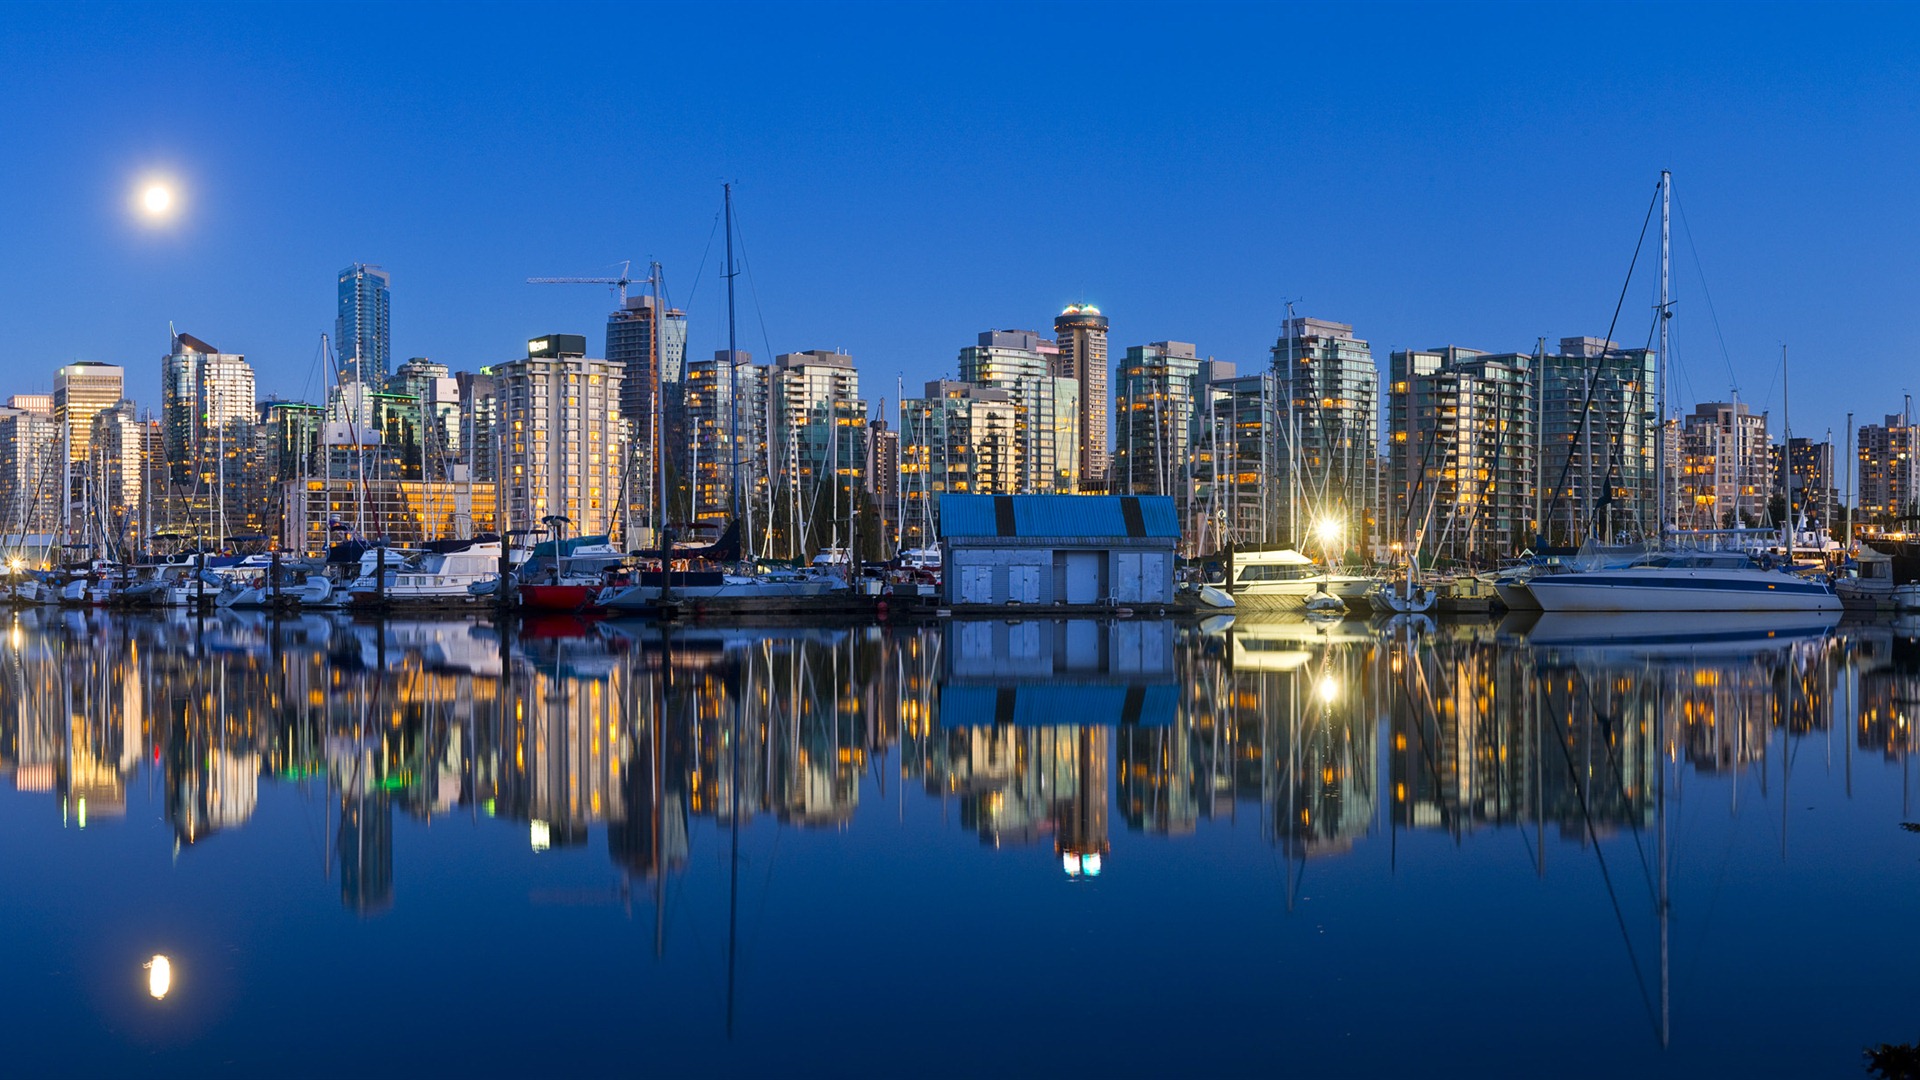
{"left": 288, "top": 478, "right": 499, "bottom": 552}
{"left": 1771, "top": 437, "right": 1837, "bottom": 525}
{"left": 1857, "top": 413, "right": 1917, "bottom": 526}
{"left": 685, "top": 350, "right": 769, "bottom": 529}
{"left": 1114, "top": 342, "right": 1205, "bottom": 499}
{"left": 898, "top": 380, "right": 1019, "bottom": 549}
{"left": 1054, "top": 304, "right": 1110, "bottom": 491}
{"left": 1272, "top": 317, "right": 1381, "bottom": 549}
{"left": 494, "top": 334, "right": 628, "bottom": 541}
{"left": 391, "top": 358, "right": 460, "bottom": 479}
{"left": 0, "top": 403, "right": 61, "bottom": 550}
{"left": 867, "top": 416, "right": 899, "bottom": 554}
{"left": 608, "top": 294, "right": 689, "bottom": 525}
{"left": 53, "top": 362, "right": 125, "bottom": 462}
{"left": 1386, "top": 346, "right": 1535, "bottom": 563}
{"left": 457, "top": 371, "right": 500, "bottom": 483}
{"left": 87, "top": 400, "right": 145, "bottom": 544}
{"left": 336, "top": 263, "right": 392, "bottom": 388}
{"left": 160, "top": 333, "right": 257, "bottom": 538}
{"left": 938, "top": 493, "right": 1178, "bottom": 607}
{"left": 959, "top": 329, "right": 1080, "bottom": 494}
{"left": 1674, "top": 401, "right": 1773, "bottom": 530}
{"left": 770, "top": 350, "right": 867, "bottom": 554}
{"left": 1190, "top": 367, "right": 1279, "bottom": 551}
{"left": 1529, "top": 336, "right": 1659, "bottom": 545}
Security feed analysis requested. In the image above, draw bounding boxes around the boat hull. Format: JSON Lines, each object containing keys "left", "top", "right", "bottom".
{"left": 519, "top": 583, "right": 603, "bottom": 613}
{"left": 1524, "top": 568, "right": 1841, "bottom": 613}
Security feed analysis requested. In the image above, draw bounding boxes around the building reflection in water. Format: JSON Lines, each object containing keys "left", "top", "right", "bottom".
{"left": 0, "top": 606, "right": 1893, "bottom": 908}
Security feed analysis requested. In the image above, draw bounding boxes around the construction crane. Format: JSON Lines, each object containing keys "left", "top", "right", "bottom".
{"left": 527, "top": 259, "right": 649, "bottom": 307}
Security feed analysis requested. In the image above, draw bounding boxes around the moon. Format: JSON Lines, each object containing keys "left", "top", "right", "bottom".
{"left": 142, "top": 183, "right": 173, "bottom": 217}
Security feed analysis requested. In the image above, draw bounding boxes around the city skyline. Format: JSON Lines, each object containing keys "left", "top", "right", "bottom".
{"left": 4, "top": 5, "right": 1917, "bottom": 444}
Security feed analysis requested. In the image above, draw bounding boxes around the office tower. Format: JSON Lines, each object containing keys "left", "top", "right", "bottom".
{"left": 53, "top": 362, "right": 125, "bottom": 461}
{"left": 1857, "top": 414, "right": 1919, "bottom": 526}
{"left": 867, "top": 416, "right": 900, "bottom": 554}
{"left": 1771, "top": 437, "right": 1837, "bottom": 524}
{"left": 898, "top": 380, "right": 1019, "bottom": 548}
{"left": 1272, "top": 317, "right": 1382, "bottom": 548}
{"left": 770, "top": 350, "right": 867, "bottom": 553}
{"left": 1386, "top": 346, "right": 1536, "bottom": 563}
{"left": 959, "top": 329, "right": 1079, "bottom": 493}
{"left": 1533, "top": 336, "right": 1657, "bottom": 545}
{"left": 494, "top": 334, "right": 628, "bottom": 540}
{"left": 685, "top": 350, "right": 769, "bottom": 527}
{"left": 87, "top": 400, "right": 145, "bottom": 542}
{"left": 608, "top": 295, "right": 690, "bottom": 522}
{"left": 336, "top": 263, "right": 392, "bottom": 388}
{"left": 1114, "top": 341, "right": 1207, "bottom": 501}
{"left": 1054, "top": 304, "right": 1110, "bottom": 490}
{"left": 391, "top": 358, "right": 460, "bottom": 478}
{"left": 258, "top": 400, "right": 324, "bottom": 486}
{"left": 1190, "top": 367, "right": 1279, "bottom": 551}
{"left": 1673, "top": 401, "right": 1773, "bottom": 530}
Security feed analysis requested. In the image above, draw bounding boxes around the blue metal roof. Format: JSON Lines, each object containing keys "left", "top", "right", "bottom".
{"left": 939, "top": 494, "right": 1180, "bottom": 539}
{"left": 938, "top": 683, "right": 1177, "bottom": 727}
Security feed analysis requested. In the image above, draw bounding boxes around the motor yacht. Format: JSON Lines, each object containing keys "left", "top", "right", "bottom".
{"left": 1227, "top": 549, "right": 1375, "bottom": 611}
{"left": 1522, "top": 550, "right": 1840, "bottom": 613}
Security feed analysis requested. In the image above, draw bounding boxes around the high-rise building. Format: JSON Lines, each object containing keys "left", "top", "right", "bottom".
{"left": 959, "top": 329, "right": 1079, "bottom": 494}
{"left": 0, "top": 403, "right": 61, "bottom": 550}
{"left": 87, "top": 400, "right": 145, "bottom": 543}
{"left": 1054, "top": 304, "right": 1110, "bottom": 491}
{"left": 390, "top": 358, "right": 459, "bottom": 478}
{"left": 770, "top": 350, "right": 867, "bottom": 553}
{"left": 53, "top": 362, "right": 125, "bottom": 461}
{"left": 258, "top": 400, "right": 324, "bottom": 487}
{"left": 457, "top": 371, "right": 500, "bottom": 482}
{"left": 1771, "top": 437, "right": 1838, "bottom": 524}
{"left": 608, "top": 295, "right": 690, "bottom": 525}
{"left": 898, "top": 380, "right": 1019, "bottom": 548}
{"left": 1386, "top": 346, "right": 1535, "bottom": 563}
{"left": 1114, "top": 342, "right": 1207, "bottom": 500}
{"left": 867, "top": 416, "right": 900, "bottom": 554}
{"left": 685, "top": 350, "right": 769, "bottom": 527}
{"left": 1191, "top": 367, "right": 1280, "bottom": 551}
{"left": 1534, "top": 336, "right": 1658, "bottom": 545}
{"left": 336, "top": 263, "right": 392, "bottom": 388}
{"left": 494, "top": 334, "right": 628, "bottom": 540}
{"left": 1272, "top": 317, "right": 1382, "bottom": 548}
{"left": 160, "top": 333, "right": 256, "bottom": 537}
{"left": 1857, "top": 412, "right": 1918, "bottom": 525}
{"left": 1674, "top": 401, "right": 1772, "bottom": 530}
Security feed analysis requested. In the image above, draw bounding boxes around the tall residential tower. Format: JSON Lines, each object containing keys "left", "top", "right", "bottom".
{"left": 1054, "top": 304, "right": 1110, "bottom": 491}
{"left": 336, "top": 264, "right": 392, "bottom": 388}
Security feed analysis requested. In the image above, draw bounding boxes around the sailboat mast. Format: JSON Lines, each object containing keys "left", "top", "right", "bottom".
{"left": 1657, "top": 169, "right": 1671, "bottom": 543}
{"left": 723, "top": 183, "right": 745, "bottom": 558}
{"left": 1784, "top": 344, "right": 1793, "bottom": 564}
{"left": 651, "top": 261, "right": 666, "bottom": 552}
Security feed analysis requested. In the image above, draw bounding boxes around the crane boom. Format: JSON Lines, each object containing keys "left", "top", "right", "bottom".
{"left": 527, "top": 259, "right": 636, "bottom": 306}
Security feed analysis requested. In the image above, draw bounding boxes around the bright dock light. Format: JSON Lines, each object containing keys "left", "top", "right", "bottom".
{"left": 147, "top": 954, "right": 171, "bottom": 999}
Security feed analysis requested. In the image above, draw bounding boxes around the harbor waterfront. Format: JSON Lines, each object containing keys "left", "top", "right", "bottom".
{"left": 5, "top": 610, "right": 1920, "bottom": 1076}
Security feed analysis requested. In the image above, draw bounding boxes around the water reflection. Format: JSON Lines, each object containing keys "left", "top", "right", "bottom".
{"left": 6, "top": 608, "right": 1919, "bottom": 1066}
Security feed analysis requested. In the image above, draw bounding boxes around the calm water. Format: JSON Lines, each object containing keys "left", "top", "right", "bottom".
{"left": 4, "top": 609, "right": 1919, "bottom": 1077}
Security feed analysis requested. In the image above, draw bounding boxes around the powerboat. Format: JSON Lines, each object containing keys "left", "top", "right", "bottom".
{"left": 348, "top": 538, "right": 500, "bottom": 604}
{"left": 1522, "top": 550, "right": 1841, "bottom": 613}
{"left": 1228, "top": 549, "right": 1376, "bottom": 611}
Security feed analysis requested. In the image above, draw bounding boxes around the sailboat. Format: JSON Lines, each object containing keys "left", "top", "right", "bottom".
{"left": 1526, "top": 172, "right": 1839, "bottom": 616}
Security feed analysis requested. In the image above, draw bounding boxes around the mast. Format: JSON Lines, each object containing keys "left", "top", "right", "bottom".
{"left": 1657, "top": 169, "right": 1671, "bottom": 545}
{"left": 651, "top": 260, "right": 667, "bottom": 555}
{"left": 1783, "top": 344, "right": 1793, "bottom": 564}
{"left": 723, "top": 183, "right": 747, "bottom": 563}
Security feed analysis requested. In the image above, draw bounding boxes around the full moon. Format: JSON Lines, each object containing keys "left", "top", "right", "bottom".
{"left": 141, "top": 183, "right": 173, "bottom": 216}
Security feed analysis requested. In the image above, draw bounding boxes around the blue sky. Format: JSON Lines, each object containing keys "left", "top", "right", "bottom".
{"left": 2, "top": 1, "right": 1915, "bottom": 440}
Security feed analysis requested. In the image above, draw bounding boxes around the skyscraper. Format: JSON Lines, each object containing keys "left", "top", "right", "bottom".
{"left": 898, "top": 380, "right": 1019, "bottom": 547}
{"left": 1535, "top": 336, "right": 1657, "bottom": 545}
{"left": 1386, "top": 345, "right": 1535, "bottom": 563}
{"left": 685, "top": 350, "right": 769, "bottom": 526}
{"left": 160, "top": 333, "right": 256, "bottom": 534}
{"left": 770, "top": 350, "right": 867, "bottom": 553}
{"left": 1114, "top": 341, "right": 1206, "bottom": 500}
{"left": 1674, "top": 401, "right": 1773, "bottom": 530}
{"left": 53, "top": 362, "right": 125, "bottom": 461}
{"left": 88, "top": 400, "right": 145, "bottom": 542}
{"left": 336, "top": 264, "right": 392, "bottom": 388}
{"left": 958, "top": 329, "right": 1079, "bottom": 494}
{"left": 607, "top": 294, "right": 689, "bottom": 531}
{"left": 1272, "top": 317, "right": 1381, "bottom": 548}
{"left": 1054, "top": 305, "right": 1110, "bottom": 491}
{"left": 494, "top": 334, "right": 628, "bottom": 540}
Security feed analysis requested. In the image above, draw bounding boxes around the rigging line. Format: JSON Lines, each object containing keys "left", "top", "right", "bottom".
{"left": 1674, "top": 191, "right": 1740, "bottom": 395}
{"left": 1571, "top": 658, "right": 1660, "bottom": 906}
{"left": 680, "top": 210, "right": 723, "bottom": 320}
{"left": 727, "top": 197, "right": 779, "bottom": 365}
{"left": 1541, "top": 673, "right": 1664, "bottom": 1040}
{"left": 1544, "top": 180, "right": 1663, "bottom": 537}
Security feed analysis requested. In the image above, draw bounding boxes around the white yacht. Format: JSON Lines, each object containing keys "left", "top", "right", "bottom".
{"left": 598, "top": 569, "right": 839, "bottom": 613}
{"left": 1522, "top": 550, "right": 1840, "bottom": 613}
{"left": 348, "top": 539, "right": 499, "bottom": 603}
{"left": 1227, "top": 549, "right": 1375, "bottom": 611}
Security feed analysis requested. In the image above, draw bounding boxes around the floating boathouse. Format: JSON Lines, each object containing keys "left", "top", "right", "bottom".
{"left": 937, "top": 494, "right": 1179, "bottom": 609}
